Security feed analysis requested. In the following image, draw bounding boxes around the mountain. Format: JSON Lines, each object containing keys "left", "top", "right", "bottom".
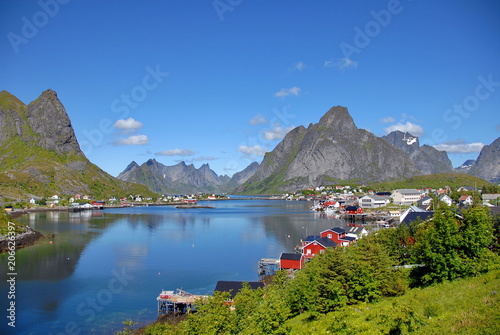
{"left": 117, "top": 159, "right": 259, "bottom": 194}
{"left": 455, "top": 159, "right": 476, "bottom": 172}
{"left": 237, "top": 106, "right": 421, "bottom": 193}
{"left": 222, "top": 161, "right": 260, "bottom": 191}
{"left": 381, "top": 131, "right": 454, "bottom": 174}
{"left": 468, "top": 137, "right": 500, "bottom": 184}
{"left": 0, "top": 89, "right": 156, "bottom": 200}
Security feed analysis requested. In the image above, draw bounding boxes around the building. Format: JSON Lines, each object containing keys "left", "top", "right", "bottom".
{"left": 345, "top": 205, "right": 364, "bottom": 215}
{"left": 320, "top": 227, "right": 356, "bottom": 246}
{"left": 279, "top": 252, "right": 306, "bottom": 270}
{"left": 359, "top": 195, "right": 391, "bottom": 208}
{"left": 302, "top": 237, "right": 337, "bottom": 258}
{"left": 391, "top": 189, "right": 422, "bottom": 205}
{"left": 458, "top": 195, "right": 474, "bottom": 206}
{"left": 345, "top": 224, "right": 368, "bottom": 239}
{"left": 438, "top": 194, "right": 453, "bottom": 206}
{"left": 214, "top": 281, "right": 264, "bottom": 299}
{"left": 400, "top": 205, "right": 434, "bottom": 225}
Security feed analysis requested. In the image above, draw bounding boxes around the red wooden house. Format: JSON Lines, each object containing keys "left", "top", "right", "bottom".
{"left": 320, "top": 227, "right": 356, "bottom": 246}
{"left": 345, "top": 205, "right": 363, "bottom": 215}
{"left": 279, "top": 252, "right": 306, "bottom": 270}
{"left": 302, "top": 237, "right": 337, "bottom": 258}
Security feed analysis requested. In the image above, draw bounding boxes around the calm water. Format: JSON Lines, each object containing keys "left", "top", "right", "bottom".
{"left": 0, "top": 199, "right": 346, "bottom": 334}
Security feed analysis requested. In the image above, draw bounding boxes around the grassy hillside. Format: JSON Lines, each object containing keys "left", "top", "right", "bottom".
{"left": 284, "top": 269, "right": 500, "bottom": 334}
{"left": 367, "top": 173, "right": 493, "bottom": 191}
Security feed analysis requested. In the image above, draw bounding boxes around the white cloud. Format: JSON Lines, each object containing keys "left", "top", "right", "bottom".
{"left": 384, "top": 122, "right": 424, "bottom": 137}
{"left": 433, "top": 141, "right": 485, "bottom": 153}
{"left": 115, "top": 135, "right": 149, "bottom": 146}
{"left": 337, "top": 57, "right": 358, "bottom": 69}
{"left": 380, "top": 116, "right": 395, "bottom": 123}
{"left": 324, "top": 58, "right": 358, "bottom": 70}
{"left": 274, "top": 86, "right": 301, "bottom": 98}
{"left": 192, "top": 156, "right": 218, "bottom": 161}
{"left": 156, "top": 148, "right": 195, "bottom": 156}
{"left": 239, "top": 145, "right": 267, "bottom": 157}
{"left": 263, "top": 124, "right": 295, "bottom": 141}
{"left": 289, "top": 61, "right": 305, "bottom": 71}
{"left": 249, "top": 113, "right": 268, "bottom": 125}
{"left": 113, "top": 117, "right": 143, "bottom": 130}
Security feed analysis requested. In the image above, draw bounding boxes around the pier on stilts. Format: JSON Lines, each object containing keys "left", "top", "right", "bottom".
{"left": 157, "top": 289, "right": 207, "bottom": 316}
{"left": 258, "top": 258, "right": 280, "bottom": 279}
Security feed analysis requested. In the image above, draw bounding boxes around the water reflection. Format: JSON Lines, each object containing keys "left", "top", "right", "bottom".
{"left": 0, "top": 200, "right": 367, "bottom": 335}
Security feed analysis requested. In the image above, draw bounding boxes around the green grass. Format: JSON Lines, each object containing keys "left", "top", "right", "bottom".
{"left": 367, "top": 173, "right": 493, "bottom": 192}
{"left": 284, "top": 269, "right": 500, "bottom": 334}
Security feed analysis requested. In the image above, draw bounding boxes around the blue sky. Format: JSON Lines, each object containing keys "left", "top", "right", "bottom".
{"left": 1, "top": 0, "right": 499, "bottom": 177}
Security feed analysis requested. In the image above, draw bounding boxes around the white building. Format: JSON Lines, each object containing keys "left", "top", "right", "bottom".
{"left": 359, "top": 195, "right": 391, "bottom": 208}
{"left": 391, "top": 189, "right": 422, "bottom": 205}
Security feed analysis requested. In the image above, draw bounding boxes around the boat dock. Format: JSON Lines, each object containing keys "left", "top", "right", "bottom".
{"left": 258, "top": 258, "right": 280, "bottom": 279}
{"left": 157, "top": 289, "right": 207, "bottom": 315}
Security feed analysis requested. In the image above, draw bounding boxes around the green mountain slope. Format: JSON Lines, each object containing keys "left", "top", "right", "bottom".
{"left": 0, "top": 90, "right": 157, "bottom": 200}
{"left": 368, "top": 172, "right": 494, "bottom": 191}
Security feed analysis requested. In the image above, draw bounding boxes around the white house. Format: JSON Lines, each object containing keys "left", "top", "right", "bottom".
{"left": 391, "top": 189, "right": 422, "bottom": 205}
{"left": 49, "top": 195, "right": 60, "bottom": 204}
{"left": 458, "top": 195, "right": 474, "bottom": 206}
{"left": 438, "top": 194, "right": 453, "bottom": 206}
{"left": 359, "top": 195, "right": 391, "bottom": 208}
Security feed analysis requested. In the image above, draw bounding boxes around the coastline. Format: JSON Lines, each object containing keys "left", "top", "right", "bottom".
{"left": 0, "top": 225, "right": 43, "bottom": 253}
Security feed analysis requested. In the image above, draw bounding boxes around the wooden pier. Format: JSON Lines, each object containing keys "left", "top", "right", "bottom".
{"left": 157, "top": 289, "right": 207, "bottom": 315}
{"left": 258, "top": 258, "right": 280, "bottom": 279}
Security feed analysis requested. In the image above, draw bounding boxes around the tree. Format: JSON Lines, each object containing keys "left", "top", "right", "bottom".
{"left": 412, "top": 207, "right": 498, "bottom": 285}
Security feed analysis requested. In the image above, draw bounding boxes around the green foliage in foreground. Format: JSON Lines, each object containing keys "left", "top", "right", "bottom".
{"left": 0, "top": 211, "right": 23, "bottom": 236}
{"left": 136, "top": 206, "right": 500, "bottom": 335}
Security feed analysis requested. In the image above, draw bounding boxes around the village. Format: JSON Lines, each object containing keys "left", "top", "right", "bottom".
{"left": 155, "top": 184, "right": 500, "bottom": 315}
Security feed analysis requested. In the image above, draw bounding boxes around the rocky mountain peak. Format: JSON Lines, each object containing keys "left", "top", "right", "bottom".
{"left": 25, "top": 89, "right": 82, "bottom": 155}
{"left": 468, "top": 137, "right": 500, "bottom": 183}
{"left": 146, "top": 158, "right": 158, "bottom": 166}
{"left": 318, "top": 105, "right": 356, "bottom": 132}
{"left": 123, "top": 161, "right": 139, "bottom": 172}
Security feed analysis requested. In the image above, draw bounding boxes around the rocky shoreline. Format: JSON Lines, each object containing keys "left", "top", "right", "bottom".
{"left": 0, "top": 225, "right": 44, "bottom": 253}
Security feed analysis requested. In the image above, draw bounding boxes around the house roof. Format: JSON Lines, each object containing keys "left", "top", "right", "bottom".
{"left": 459, "top": 195, "right": 472, "bottom": 201}
{"left": 303, "top": 235, "right": 321, "bottom": 242}
{"left": 346, "top": 226, "right": 365, "bottom": 234}
{"left": 361, "top": 195, "right": 391, "bottom": 201}
{"left": 214, "top": 281, "right": 264, "bottom": 299}
{"left": 340, "top": 236, "right": 356, "bottom": 242}
{"left": 401, "top": 211, "right": 434, "bottom": 225}
{"left": 280, "top": 252, "right": 303, "bottom": 261}
{"left": 304, "top": 237, "right": 338, "bottom": 249}
{"left": 394, "top": 189, "right": 421, "bottom": 194}
{"left": 321, "top": 227, "right": 345, "bottom": 235}
{"left": 488, "top": 206, "right": 500, "bottom": 216}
